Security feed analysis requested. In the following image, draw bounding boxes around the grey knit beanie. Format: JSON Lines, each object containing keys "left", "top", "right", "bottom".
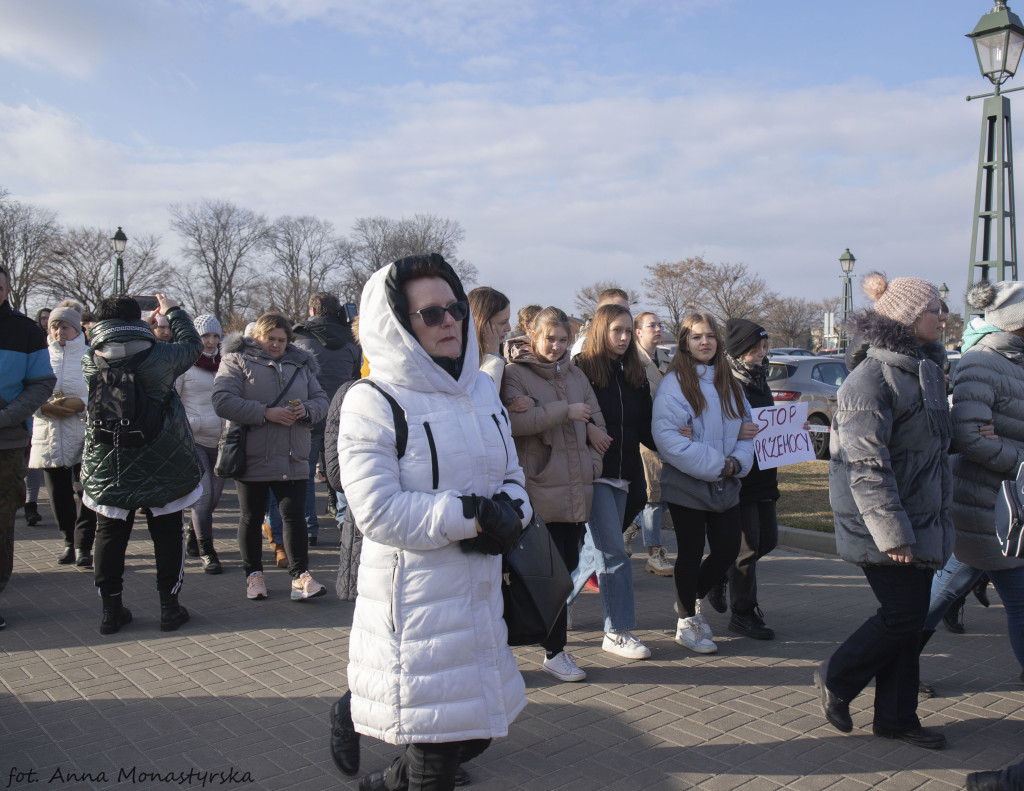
{"left": 967, "top": 281, "right": 1024, "bottom": 332}
{"left": 193, "top": 314, "right": 222, "bottom": 337}
{"left": 48, "top": 305, "right": 82, "bottom": 335}
{"left": 862, "top": 272, "right": 938, "bottom": 326}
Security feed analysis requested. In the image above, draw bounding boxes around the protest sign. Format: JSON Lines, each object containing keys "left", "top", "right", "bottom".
{"left": 749, "top": 402, "right": 815, "bottom": 470}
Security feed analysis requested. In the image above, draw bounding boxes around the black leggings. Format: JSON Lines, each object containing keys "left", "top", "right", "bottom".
{"left": 668, "top": 503, "right": 742, "bottom": 618}
{"left": 541, "top": 522, "right": 585, "bottom": 656}
{"left": 383, "top": 739, "right": 491, "bottom": 791}
{"left": 236, "top": 479, "right": 308, "bottom": 577}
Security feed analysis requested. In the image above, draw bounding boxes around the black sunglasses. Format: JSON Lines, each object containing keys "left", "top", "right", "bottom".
{"left": 408, "top": 300, "right": 469, "bottom": 327}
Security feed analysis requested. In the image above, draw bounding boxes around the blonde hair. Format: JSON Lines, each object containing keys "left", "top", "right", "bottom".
{"left": 252, "top": 312, "right": 293, "bottom": 343}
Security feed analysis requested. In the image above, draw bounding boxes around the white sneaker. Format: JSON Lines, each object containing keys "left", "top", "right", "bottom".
{"left": 623, "top": 522, "right": 641, "bottom": 557}
{"left": 246, "top": 571, "right": 267, "bottom": 600}
{"left": 291, "top": 571, "right": 327, "bottom": 600}
{"left": 602, "top": 630, "right": 651, "bottom": 660}
{"left": 675, "top": 617, "right": 717, "bottom": 654}
{"left": 645, "top": 546, "right": 674, "bottom": 576}
{"left": 542, "top": 651, "right": 586, "bottom": 682}
{"left": 693, "top": 600, "right": 714, "bottom": 640}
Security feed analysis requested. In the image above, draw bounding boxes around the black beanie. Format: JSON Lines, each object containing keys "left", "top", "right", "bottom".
{"left": 725, "top": 318, "right": 767, "bottom": 358}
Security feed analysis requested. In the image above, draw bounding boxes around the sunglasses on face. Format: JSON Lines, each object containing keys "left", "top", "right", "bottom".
{"left": 408, "top": 300, "right": 468, "bottom": 327}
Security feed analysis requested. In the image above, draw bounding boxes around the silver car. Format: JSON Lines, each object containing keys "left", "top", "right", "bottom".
{"left": 766, "top": 354, "right": 850, "bottom": 459}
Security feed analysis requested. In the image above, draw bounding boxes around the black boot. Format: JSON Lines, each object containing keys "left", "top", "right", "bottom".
{"left": 99, "top": 595, "right": 132, "bottom": 635}
{"left": 729, "top": 607, "right": 775, "bottom": 640}
{"left": 24, "top": 502, "right": 41, "bottom": 526}
{"left": 76, "top": 549, "right": 93, "bottom": 568}
{"left": 159, "top": 592, "right": 190, "bottom": 632}
{"left": 942, "top": 596, "right": 966, "bottom": 634}
{"left": 185, "top": 525, "right": 200, "bottom": 558}
{"left": 198, "top": 539, "right": 222, "bottom": 575}
{"left": 57, "top": 544, "right": 75, "bottom": 564}
{"left": 972, "top": 574, "right": 992, "bottom": 607}
{"left": 706, "top": 580, "right": 728, "bottom": 613}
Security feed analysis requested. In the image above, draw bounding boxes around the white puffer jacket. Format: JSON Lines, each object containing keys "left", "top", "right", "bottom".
{"left": 338, "top": 260, "right": 531, "bottom": 746}
{"left": 175, "top": 357, "right": 223, "bottom": 448}
{"left": 29, "top": 333, "right": 88, "bottom": 469}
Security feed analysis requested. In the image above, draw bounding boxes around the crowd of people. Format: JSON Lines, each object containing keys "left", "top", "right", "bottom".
{"left": 0, "top": 257, "right": 1022, "bottom": 790}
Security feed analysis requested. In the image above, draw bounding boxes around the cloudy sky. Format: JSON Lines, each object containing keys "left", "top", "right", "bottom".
{"left": 0, "top": 0, "right": 1007, "bottom": 317}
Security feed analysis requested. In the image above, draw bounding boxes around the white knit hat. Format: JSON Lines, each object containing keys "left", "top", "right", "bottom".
{"left": 967, "top": 281, "right": 1024, "bottom": 332}
{"left": 193, "top": 314, "right": 222, "bottom": 337}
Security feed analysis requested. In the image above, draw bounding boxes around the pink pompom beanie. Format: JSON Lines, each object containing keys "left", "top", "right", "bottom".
{"left": 861, "top": 272, "right": 938, "bottom": 326}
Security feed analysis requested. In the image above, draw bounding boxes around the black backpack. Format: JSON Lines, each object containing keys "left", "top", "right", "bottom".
{"left": 88, "top": 348, "right": 164, "bottom": 448}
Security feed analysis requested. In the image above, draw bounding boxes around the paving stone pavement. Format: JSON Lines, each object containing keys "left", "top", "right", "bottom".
{"left": 2, "top": 485, "right": 1022, "bottom": 791}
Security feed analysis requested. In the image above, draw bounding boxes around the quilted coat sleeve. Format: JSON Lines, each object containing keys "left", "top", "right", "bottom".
{"left": 163, "top": 307, "right": 202, "bottom": 378}
{"left": 652, "top": 376, "right": 725, "bottom": 482}
{"left": 338, "top": 385, "right": 479, "bottom": 551}
{"left": 833, "top": 373, "right": 915, "bottom": 553}
{"left": 951, "top": 353, "right": 1024, "bottom": 477}
{"left": 211, "top": 354, "right": 268, "bottom": 427}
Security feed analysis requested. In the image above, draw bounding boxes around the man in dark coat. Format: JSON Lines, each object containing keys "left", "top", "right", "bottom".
{"left": 292, "top": 292, "right": 361, "bottom": 544}
{"left": 0, "top": 265, "right": 55, "bottom": 630}
{"left": 82, "top": 294, "right": 201, "bottom": 636}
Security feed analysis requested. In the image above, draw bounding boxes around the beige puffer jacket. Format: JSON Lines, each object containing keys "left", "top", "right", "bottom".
{"left": 501, "top": 345, "right": 604, "bottom": 524}
{"left": 638, "top": 345, "right": 669, "bottom": 502}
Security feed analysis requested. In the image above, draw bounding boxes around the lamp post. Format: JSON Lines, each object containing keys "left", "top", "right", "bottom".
{"left": 966, "top": 2, "right": 1024, "bottom": 321}
{"left": 110, "top": 227, "right": 127, "bottom": 296}
{"left": 838, "top": 248, "right": 856, "bottom": 350}
{"left": 939, "top": 282, "right": 950, "bottom": 346}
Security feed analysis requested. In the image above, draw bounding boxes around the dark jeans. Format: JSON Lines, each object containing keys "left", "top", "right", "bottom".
{"left": 236, "top": 479, "right": 308, "bottom": 577}
{"left": 825, "top": 564, "right": 932, "bottom": 732}
{"left": 728, "top": 500, "right": 779, "bottom": 614}
{"left": 94, "top": 510, "right": 185, "bottom": 598}
{"left": 541, "top": 522, "right": 584, "bottom": 656}
{"left": 668, "top": 503, "right": 742, "bottom": 618}
{"left": 383, "top": 739, "right": 491, "bottom": 791}
{"left": 623, "top": 474, "right": 646, "bottom": 531}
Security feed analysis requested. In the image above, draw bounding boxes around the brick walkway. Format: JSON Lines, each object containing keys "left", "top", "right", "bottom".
{"left": 1, "top": 486, "right": 1022, "bottom": 790}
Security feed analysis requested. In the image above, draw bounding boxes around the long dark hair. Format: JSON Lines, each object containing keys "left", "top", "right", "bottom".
{"left": 577, "top": 304, "right": 645, "bottom": 390}
{"left": 668, "top": 312, "right": 744, "bottom": 419}
{"left": 467, "top": 286, "right": 509, "bottom": 357}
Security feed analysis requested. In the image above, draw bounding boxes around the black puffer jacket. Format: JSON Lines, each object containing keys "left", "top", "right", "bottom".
{"left": 292, "top": 315, "right": 362, "bottom": 401}
{"left": 581, "top": 358, "right": 655, "bottom": 482}
{"left": 727, "top": 355, "right": 779, "bottom": 504}
{"left": 82, "top": 307, "right": 202, "bottom": 509}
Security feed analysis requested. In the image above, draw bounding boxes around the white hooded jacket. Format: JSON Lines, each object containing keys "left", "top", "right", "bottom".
{"left": 338, "top": 259, "right": 531, "bottom": 746}
{"left": 29, "top": 333, "right": 88, "bottom": 469}
{"left": 175, "top": 356, "right": 224, "bottom": 448}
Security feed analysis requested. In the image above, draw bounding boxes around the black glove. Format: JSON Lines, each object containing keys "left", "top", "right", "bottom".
{"left": 459, "top": 493, "right": 525, "bottom": 555}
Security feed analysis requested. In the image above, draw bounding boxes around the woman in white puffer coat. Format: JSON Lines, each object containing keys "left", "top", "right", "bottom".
{"left": 29, "top": 303, "right": 94, "bottom": 566}
{"left": 338, "top": 254, "right": 531, "bottom": 791}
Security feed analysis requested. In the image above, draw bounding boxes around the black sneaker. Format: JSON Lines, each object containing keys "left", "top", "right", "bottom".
{"left": 729, "top": 607, "right": 775, "bottom": 640}
{"left": 76, "top": 551, "right": 93, "bottom": 568}
{"left": 185, "top": 528, "right": 200, "bottom": 558}
{"left": 24, "top": 502, "right": 41, "bottom": 526}
{"left": 308, "top": 535, "right": 318, "bottom": 547}
{"left": 57, "top": 545, "right": 75, "bottom": 564}
{"left": 706, "top": 580, "right": 728, "bottom": 614}
{"left": 330, "top": 692, "right": 360, "bottom": 776}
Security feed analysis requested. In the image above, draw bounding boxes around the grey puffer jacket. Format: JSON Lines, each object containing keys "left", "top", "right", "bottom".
{"left": 829, "top": 310, "right": 953, "bottom": 569}
{"left": 212, "top": 335, "right": 328, "bottom": 481}
{"left": 950, "top": 331, "right": 1024, "bottom": 571}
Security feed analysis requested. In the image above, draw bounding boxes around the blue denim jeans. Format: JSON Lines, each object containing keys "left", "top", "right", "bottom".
{"left": 305, "top": 426, "right": 324, "bottom": 536}
{"left": 639, "top": 501, "right": 663, "bottom": 548}
{"left": 989, "top": 566, "right": 1024, "bottom": 669}
{"left": 334, "top": 490, "right": 348, "bottom": 532}
{"left": 924, "top": 556, "right": 984, "bottom": 632}
{"left": 567, "top": 483, "right": 636, "bottom": 633}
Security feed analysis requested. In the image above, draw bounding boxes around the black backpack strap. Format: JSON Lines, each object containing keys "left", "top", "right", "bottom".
{"left": 356, "top": 380, "right": 408, "bottom": 459}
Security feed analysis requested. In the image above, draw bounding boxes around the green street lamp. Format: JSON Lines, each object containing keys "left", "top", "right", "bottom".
{"left": 838, "top": 248, "right": 855, "bottom": 350}
{"left": 939, "top": 283, "right": 950, "bottom": 346}
{"left": 111, "top": 227, "right": 127, "bottom": 296}
{"left": 966, "top": 3, "right": 1024, "bottom": 322}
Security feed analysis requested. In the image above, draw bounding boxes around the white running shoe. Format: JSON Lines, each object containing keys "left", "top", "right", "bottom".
{"left": 645, "top": 546, "right": 674, "bottom": 576}
{"left": 602, "top": 630, "right": 652, "bottom": 660}
{"left": 623, "top": 522, "right": 641, "bottom": 557}
{"left": 693, "top": 600, "right": 714, "bottom": 640}
{"left": 291, "top": 571, "right": 327, "bottom": 600}
{"left": 246, "top": 571, "right": 267, "bottom": 600}
{"left": 542, "top": 651, "right": 587, "bottom": 682}
{"left": 675, "top": 617, "right": 718, "bottom": 654}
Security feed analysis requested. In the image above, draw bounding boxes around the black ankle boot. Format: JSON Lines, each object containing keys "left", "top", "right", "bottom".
{"left": 159, "top": 592, "right": 189, "bottom": 632}
{"left": 100, "top": 595, "right": 132, "bottom": 635}
{"left": 57, "top": 544, "right": 75, "bottom": 564}
{"left": 24, "top": 502, "right": 41, "bottom": 526}
{"left": 185, "top": 527, "right": 200, "bottom": 558}
{"left": 199, "top": 540, "right": 222, "bottom": 575}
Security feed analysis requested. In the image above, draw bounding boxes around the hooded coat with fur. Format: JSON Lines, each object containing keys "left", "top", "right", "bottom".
{"left": 211, "top": 335, "right": 328, "bottom": 481}
{"left": 337, "top": 257, "right": 531, "bottom": 746}
{"left": 828, "top": 310, "right": 953, "bottom": 569}
{"left": 29, "top": 332, "right": 88, "bottom": 469}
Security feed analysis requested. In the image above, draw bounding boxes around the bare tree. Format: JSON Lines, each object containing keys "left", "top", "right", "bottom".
{"left": 340, "top": 214, "right": 477, "bottom": 304}
{"left": 573, "top": 280, "right": 641, "bottom": 320}
{"left": 761, "top": 296, "right": 820, "bottom": 347}
{"left": 642, "top": 258, "right": 706, "bottom": 337}
{"left": 695, "top": 261, "right": 776, "bottom": 322}
{"left": 259, "top": 215, "right": 349, "bottom": 319}
{"left": 0, "top": 195, "right": 59, "bottom": 312}
{"left": 169, "top": 199, "right": 269, "bottom": 323}
{"left": 41, "top": 227, "right": 171, "bottom": 311}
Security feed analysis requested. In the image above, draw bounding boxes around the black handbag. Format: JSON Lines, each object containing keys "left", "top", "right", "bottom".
{"left": 214, "top": 368, "right": 302, "bottom": 480}
{"left": 502, "top": 513, "right": 573, "bottom": 646}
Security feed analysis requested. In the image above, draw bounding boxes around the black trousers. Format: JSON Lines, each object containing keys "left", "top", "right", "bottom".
{"left": 541, "top": 522, "right": 585, "bottom": 656}
{"left": 384, "top": 739, "right": 491, "bottom": 791}
{"left": 236, "top": 479, "right": 308, "bottom": 577}
{"left": 40, "top": 464, "right": 97, "bottom": 550}
{"left": 668, "top": 503, "right": 742, "bottom": 618}
{"left": 728, "top": 500, "right": 779, "bottom": 614}
{"left": 94, "top": 510, "right": 185, "bottom": 598}
{"left": 825, "top": 564, "right": 932, "bottom": 731}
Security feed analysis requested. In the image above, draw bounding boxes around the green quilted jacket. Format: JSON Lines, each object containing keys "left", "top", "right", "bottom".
{"left": 81, "top": 307, "right": 202, "bottom": 509}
